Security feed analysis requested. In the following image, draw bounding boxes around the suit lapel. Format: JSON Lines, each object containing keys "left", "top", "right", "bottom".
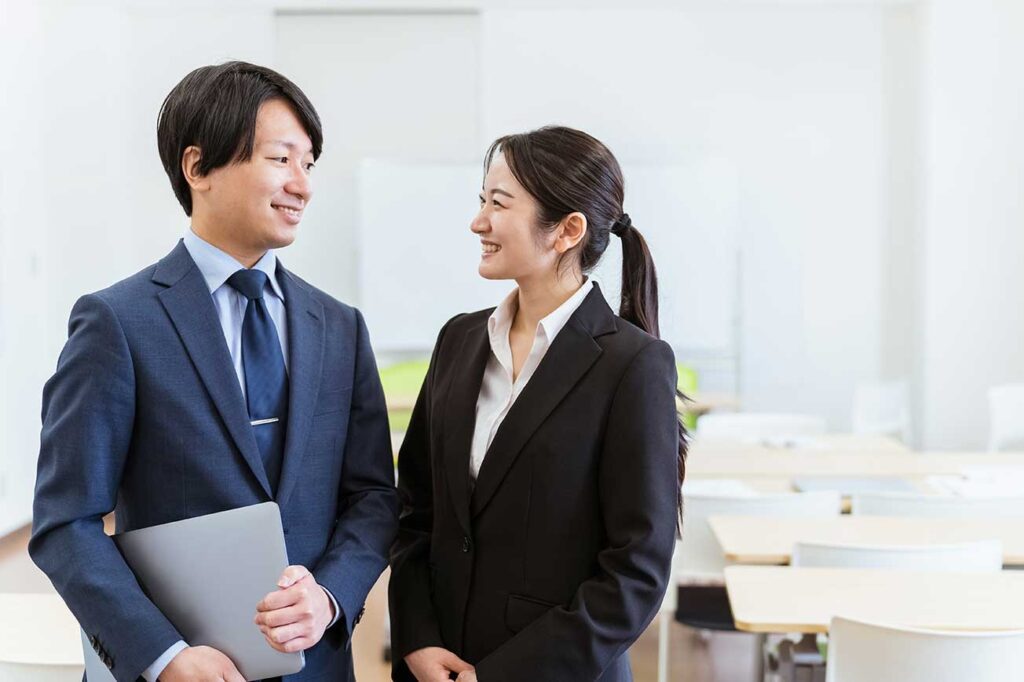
{"left": 154, "top": 241, "right": 272, "bottom": 498}
{"left": 274, "top": 266, "right": 325, "bottom": 507}
{"left": 471, "top": 286, "right": 618, "bottom": 518}
{"left": 442, "top": 318, "right": 491, "bottom": 536}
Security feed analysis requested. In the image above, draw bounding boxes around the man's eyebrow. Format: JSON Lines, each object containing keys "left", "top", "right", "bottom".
{"left": 262, "top": 139, "right": 313, "bottom": 154}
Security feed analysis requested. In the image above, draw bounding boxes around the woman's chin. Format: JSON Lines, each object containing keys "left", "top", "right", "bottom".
{"left": 477, "top": 262, "right": 504, "bottom": 280}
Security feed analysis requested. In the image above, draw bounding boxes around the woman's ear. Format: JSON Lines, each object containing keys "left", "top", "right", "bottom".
{"left": 554, "top": 212, "right": 588, "bottom": 254}
{"left": 181, "top": 146, "right": 211, "bottom": 193}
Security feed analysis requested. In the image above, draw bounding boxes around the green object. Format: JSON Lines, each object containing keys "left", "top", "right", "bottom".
{"left": 379, "top": 359, "right": 430, "bottom": 432}
{"left": 676, "top": 363, "right": 699, "bottom": 432}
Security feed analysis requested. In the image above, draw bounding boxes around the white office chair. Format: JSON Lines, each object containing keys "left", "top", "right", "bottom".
{"left": 792, "top": 539, "right": 1003, "bottom": 572}
{"left": 659, "top": 492, "right": 841, "bottom": 682}
{"left": 988, "top": 384, "right": 1024, "bottom": 451}
{"left": 851, "top": 380, "right": 910, "bottom": 444}
{"left": 825, "top": 616, "right": 1024, "bottom": 681}
{"left": 696, "top": 413, "right": 827, "bottom": 442}
{"left": 0, "top": 594, "right": 83, "bottom": 682}
{"left": 851, "top": 492, "right": 1024, "bottom": 517}
{"left": 680, "top": 491, "right": 843, "bottom": 577}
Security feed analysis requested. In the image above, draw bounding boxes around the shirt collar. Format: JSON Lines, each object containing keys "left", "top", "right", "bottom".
{"left": 487, "top": 278, "right": 594, "bottom": 347}
{"left": 183, "top": 228, "right": 285, "bottom": 302}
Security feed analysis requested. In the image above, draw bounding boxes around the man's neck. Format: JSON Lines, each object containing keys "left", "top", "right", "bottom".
{"left": 190, "top": 223, "right": 264, "bottom": 268}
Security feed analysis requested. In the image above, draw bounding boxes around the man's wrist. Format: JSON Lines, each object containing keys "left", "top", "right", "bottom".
{"left": 319, "top": 583, "right": 340, "bottom": 628}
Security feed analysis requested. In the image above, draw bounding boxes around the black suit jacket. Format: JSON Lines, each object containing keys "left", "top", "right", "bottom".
{"left": 389, "top": 285, "right": 679, "bottom": 682}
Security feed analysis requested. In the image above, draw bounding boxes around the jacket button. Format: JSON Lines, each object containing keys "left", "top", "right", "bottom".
{"left": 462, "top": 536, "right": 472, "bottom": 553}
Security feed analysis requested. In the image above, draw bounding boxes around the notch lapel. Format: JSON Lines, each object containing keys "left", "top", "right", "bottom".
{"left": 442, "top": 319, "right": 491, "bottom": 536}
{"left": 274, "top": 267, "right": 325, "bottom": 507}
{"left": 471, "top": 287, "right": 617, "bottom": 517}
{"left": 154, "top": 241, "right": 272, "bottom": 498}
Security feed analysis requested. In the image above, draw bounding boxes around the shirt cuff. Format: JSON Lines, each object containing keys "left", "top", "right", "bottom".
{"left": 320, "top": 584, "right": 342, "bottom": 628}
{"left": 142, "top": 640, "right": 188, "bottom": 681}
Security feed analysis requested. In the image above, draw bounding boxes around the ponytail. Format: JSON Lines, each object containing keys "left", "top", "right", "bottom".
{"left": 613, "top": 215, "right": 688, "bottom": 531}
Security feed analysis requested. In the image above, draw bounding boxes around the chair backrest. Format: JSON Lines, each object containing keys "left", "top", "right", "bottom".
{"left": 825, "top": 616, "right": 1024, "bottom": 682}
{"left": 852, "top": 493, "right": 1024, "bottom": 518}
{"left": 678, "top": 491, "right": 842, "bottom": 577}
{"left": 851, "top": 380, "right": 910, "bottom": 443}
{"left": 696, "top": 413, "right": 827, "bottom": 441}
{"left": 792, "top": 539, "right": 1003, "bottom": 572}
{"left": 988, "top": 384, "right": 1024, "bottom": 451}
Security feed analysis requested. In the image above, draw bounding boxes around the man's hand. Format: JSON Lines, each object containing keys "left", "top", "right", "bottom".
{"left": 254, "top": 565, "right": 334, "bottom": 653}
{"left": 159, "top": 645, "right": 244, "bottom": 682}
{"left": 404, "top": 646, "right": 474, "bottom": 682}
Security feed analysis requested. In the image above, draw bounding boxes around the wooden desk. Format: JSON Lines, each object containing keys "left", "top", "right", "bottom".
{"left": 687, "top": 451, "right": 1024, "bottom": 479}
{"left": 0, "top": 593, "right": 82, "bottom": 666}
{"left": 724, "top": 565, "right": 1024, "bottom": 634}
{"left": 710, "top": 516, "right": 1024, "bottom": 566}
{"left": 690, "top": 434, "right": 911, "bottom": 456}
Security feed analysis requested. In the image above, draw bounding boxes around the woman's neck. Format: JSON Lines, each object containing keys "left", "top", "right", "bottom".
{"left": 512, "top": 270, "right": 585, "bottom": 334}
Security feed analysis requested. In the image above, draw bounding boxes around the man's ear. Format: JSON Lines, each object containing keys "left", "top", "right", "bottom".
{"left": 554, "top": 211, "right": 588, "bottom": 254}
{"left": 181, "top": 146, "right": 210, "bottom": 193}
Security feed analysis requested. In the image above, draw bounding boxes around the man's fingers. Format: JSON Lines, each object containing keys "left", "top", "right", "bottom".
{"left": 255, "top": 602, "right": 312, "bottom": 628}
{"left": 277, "top": 564, "right": 311, "bottom": 589}
{"left": 256, "top": 580, "right": 309, "bottom": 612}
{"left": 266, "top": 621, "right": 309, "bottom": 645}
{"left": 223, "top": 668, "right": 246, "bottom": 682}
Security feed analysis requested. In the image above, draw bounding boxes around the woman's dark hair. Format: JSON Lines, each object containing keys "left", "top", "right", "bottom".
{"left": 157, "top": 60, "right": 323, "bottom": 216}
{"left": 483, "top": 125, "right": 688, "bottom": 526}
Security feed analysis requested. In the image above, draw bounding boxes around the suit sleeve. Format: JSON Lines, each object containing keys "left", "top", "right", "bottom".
{"left": 312, "top": 308, "right": 401, "bottom": 641}
{"left": 29, "top": 294, "right": 184, "bottom": 682}
{"left": 474, "top": 339, "right": 680, "bottom": 682}
{"left": 388, "top": 317, "right": 458, "bottom": 666}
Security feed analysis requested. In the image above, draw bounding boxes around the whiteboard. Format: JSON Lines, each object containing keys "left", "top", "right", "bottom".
{"left": 357, "top": 158, "right": 738, "bottom": 355}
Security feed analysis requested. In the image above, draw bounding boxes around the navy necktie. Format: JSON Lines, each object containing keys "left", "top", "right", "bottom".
{"left": 227, "top": 269, "right": 288, "bottom": 495}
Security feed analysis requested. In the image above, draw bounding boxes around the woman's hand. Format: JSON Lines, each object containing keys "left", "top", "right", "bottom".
{"left": 456, "top": 670, "right": 479, "bottom": 682}
{"left": 405, "top": 646, "right": 473, "bottom": 682}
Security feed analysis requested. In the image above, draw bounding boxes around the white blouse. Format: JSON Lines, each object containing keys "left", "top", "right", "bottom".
{"left": 469, "top": 279, "right": 595, "bottom": 479}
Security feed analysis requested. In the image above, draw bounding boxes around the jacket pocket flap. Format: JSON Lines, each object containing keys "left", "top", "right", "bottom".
{"left": 505, "top": 593, "right": 557, "bottom": 634}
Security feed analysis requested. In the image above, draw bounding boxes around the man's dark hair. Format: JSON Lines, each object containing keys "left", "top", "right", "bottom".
{"left": 157, "top": 61, "right": 323, "bottom": 216}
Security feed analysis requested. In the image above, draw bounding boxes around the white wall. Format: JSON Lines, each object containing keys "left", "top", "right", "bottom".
{"left": 0, "top": 0, "right": 50, "bottom": 536}
{"left": 920, "top": 0, "right": 1024, "bottom": 449}
{"left": 4, "top": 0, "right": 1022, "bottom": 534}
{"left": 481, "top": 6, "right": 897, "bottom": 423}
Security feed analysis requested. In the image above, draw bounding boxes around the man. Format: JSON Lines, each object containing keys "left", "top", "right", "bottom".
{"left": 30, "top": 61, "right": 399, "bottom": 682}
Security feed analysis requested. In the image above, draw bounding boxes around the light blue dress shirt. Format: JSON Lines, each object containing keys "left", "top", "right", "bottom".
{"left": 142, "top": 229, "right": 339, "bottom": 681}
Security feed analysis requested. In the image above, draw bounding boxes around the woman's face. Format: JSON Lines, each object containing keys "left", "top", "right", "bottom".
{"left": 471, "top": 153, "right": 558, "bottom": 282}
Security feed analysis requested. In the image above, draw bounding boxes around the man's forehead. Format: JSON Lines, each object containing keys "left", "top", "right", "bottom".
{"left": 259, "top": 137, "right": 314, "bottom": 155}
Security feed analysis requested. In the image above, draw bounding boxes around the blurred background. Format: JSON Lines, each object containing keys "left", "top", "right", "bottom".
{"left": 2, "top": 0, "right": 1024, "bottom": 679}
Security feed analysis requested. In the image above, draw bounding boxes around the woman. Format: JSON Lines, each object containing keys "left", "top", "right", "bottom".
{"left": 389, "top": 126, "right": 686, "bottom": 682}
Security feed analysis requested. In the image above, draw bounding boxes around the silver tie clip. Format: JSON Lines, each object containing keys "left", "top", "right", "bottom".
{"left": 250, "top": 418, "right": 280, "bottom": 426}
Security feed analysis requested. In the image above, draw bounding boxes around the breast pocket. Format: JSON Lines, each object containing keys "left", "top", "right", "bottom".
{"left": 505, "top": 593, "right": 559, "bottom": 634}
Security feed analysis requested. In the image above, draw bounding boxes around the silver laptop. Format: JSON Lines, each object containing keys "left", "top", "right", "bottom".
{"left": 83, "top": 502, "right": 303, "bottom": 681}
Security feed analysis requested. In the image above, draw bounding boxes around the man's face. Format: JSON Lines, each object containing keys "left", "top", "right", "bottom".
{"left": 201, "top": 98, "right": 315, "bottom": 257}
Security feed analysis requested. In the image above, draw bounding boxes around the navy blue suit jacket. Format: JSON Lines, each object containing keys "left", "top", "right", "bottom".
{"left": 30, "top": 241, "right": 399, "bottom": 682}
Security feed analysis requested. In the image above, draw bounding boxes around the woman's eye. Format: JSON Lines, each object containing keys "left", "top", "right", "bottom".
{"left": 305, "top": 163, "right": 315, "bottom": 171}
{"left": 492, "top": 200, "right": 504, "bottom": 208}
